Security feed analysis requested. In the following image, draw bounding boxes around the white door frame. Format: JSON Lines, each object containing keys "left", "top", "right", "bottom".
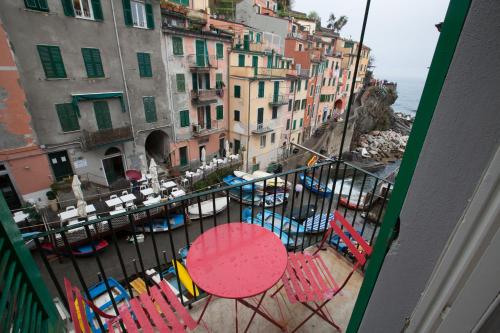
{"left": 407, "top": 146, "right": 500, "bottom": 332}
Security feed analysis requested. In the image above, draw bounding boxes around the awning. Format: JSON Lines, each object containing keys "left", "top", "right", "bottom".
{"left": 71, "top": 92, "right": 126, "bottom": 117}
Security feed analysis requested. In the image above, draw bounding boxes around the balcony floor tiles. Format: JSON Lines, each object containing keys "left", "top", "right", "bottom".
{"left": 189, "top": 246, "right": 362, "bottom": 332}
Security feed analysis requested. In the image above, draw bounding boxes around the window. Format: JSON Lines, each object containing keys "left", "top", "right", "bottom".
{"left": 216, "top": 105, "right": 223, "bottom": 120}
{"left": 172, "top": 37, "right": 183, "bottom": 55}
{"left": 37, "top": 45, "right": 66, "bottom": 79}
{"left": 137, "top": 52, "right": 152, "bottom": 77}
{"left": 294, "top": 100, "right": 300, "bottom": 111}
{"left": 93, "top": 101, "right": 112, "bottom": 130}
{"left": 143, "top": 96, "right": 157, "bottom": 123}
{"left": 124, "top": 0, "right": 154, "bottom": 29}
{"left": 305, "top": 79, "right": 308, "bottom": 90}
{"left": 238, "top": 54, "right": 245, "bottom": 67}
{"left": 234, "top": 139, "right": 241, "bottom": 154}
{"left": 297, "top": 79, "right": 302, "bottom": 91}
{"left": 298, "top": 44, "right": 303, "bottom": 51}
{"left": 234, "top": 85, "right": 241, "bottom": 98}
{"left": 180, "top": 110, "right": 190, "bottom": 127}
{"left": 301, "top": 99, "right": 306, "bottom": 109}
{"left": 300, "top": 118, "right": 303, "bottom": 127}
{"left": 81, "top": 48, "right": 104, "bottom": 78}
{"left": 61, "top": 0, "right": 103, "bottom": 20}
{"left": 293, "top": 120, "right": 297, "bottom": 130}
{"left": 234, "top": 110, "right": 240, "bottom": 121}
{"left": 286, "top": 119, "right": 290, "bottom": 130}
{"left": 179, "top": 146, "right": 188, "bottom": 166}
{"left": 56, "top": 103, "right": 79, "bottom": 132}
{"left": 256, "top": 33, "right": 261, "bottom": 43}
{"left": 322, "top": 78, "right": 326, "bottom": 86}
{"left": 260, "top": 135, "right": 266, "bottom": 148}
{"left": 216, "top": 43, "right": 224, "bottom": 59}
{"left": 271, "top": 133, "right": 275, "bottom": 143}
{"left": 176, "top": 74, "right": 185, "bottom": 92}
{"left": 258, "top": 81, "right": 265, "bottom": 98}
{"left": 309, "top": 84, "right": 314, "bottom": 96}
{"left": 272, "top": 107, "right": 278, "bottom": 119}
{"left": 288, "top": 99, "right": 292, "bottom": 111}
{"left": 25, "top": 0, "right": 49, "bottom": 12}
{"left": 289, "top": 81, "right": 294, "bottom": 93}
{"left": 216, "top": 73, "right": 223, "bottom": 89}
{"left": 348, "top": 71, "right": 351, "bottom": 79}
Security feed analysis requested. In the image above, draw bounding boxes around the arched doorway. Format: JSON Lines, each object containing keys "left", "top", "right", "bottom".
{"left": 102, "top": 147, "right": 126, "bottom": 186}
{"left": 145, "top": 130, "right": 170, "bottom": 164}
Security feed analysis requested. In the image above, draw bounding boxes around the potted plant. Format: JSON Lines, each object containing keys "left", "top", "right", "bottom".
{"left": 46, "top": 190, "right": 58, "bottom": 212}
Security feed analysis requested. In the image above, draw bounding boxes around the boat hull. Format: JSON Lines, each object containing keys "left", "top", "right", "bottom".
{"left": 187, "top": 197, "right": 229, "bottom": 219}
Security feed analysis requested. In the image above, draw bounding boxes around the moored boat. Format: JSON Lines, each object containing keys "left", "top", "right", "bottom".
{"left": 135, "top": 214, "right": 185, "bottom": 233}
{"left": 187, "top": 197, "right": 229, "bottom": 219}
{"left": 223, "top": 175, "right": 254, "bottom": 192}
{"left": 303, "top": 213, "right": 335, "bottom": 233}
{"left": 41, "top": 239, "right": 109, "bottom": 257}
{"left": 299, "top": 174, "right": 333, "bottom": 197}
{"left": 261, "top": 192, "right": 288, "bottom": 207}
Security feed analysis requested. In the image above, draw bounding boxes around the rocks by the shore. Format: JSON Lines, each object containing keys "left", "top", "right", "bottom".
{"left": 356, "top": 130, "right": 408, "bottom": 161}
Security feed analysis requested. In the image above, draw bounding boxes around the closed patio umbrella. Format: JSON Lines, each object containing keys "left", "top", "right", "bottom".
{"left": 149, "top": 158, "right": 160, "bottom": 194}
{"left": 201, "top": 147, "right": 207, "bottom": 167}
{"left": 72, "top": 175, "right": 87, "bottom": 218}
{"left": 225, "top": 139, "right": 230, "bottom": 157}
{"left": 139, "top": 154, "right": 148, "bottom": 180}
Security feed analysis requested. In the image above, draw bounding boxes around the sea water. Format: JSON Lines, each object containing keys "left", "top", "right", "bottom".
{"left": 392, "top": 77, "right": 426, "bottom": 115}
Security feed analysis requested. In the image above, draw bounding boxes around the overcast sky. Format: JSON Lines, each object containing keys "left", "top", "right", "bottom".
{"left": 293, "top": 0, "right": 449, "bottom": 81}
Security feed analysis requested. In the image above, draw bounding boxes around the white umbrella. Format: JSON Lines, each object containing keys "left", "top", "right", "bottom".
{"left": 201, "top": 147, "right": 207, "bottom": 167}
{"left": 224, "top": 139, "right": 230, "bottom": 157}
{"left": 149, "top": 158, "right": 160, "bottom": 194}
{"left": 139, "top": 154, "right": 148, "bottom": 180}
{"left": 71, "top": 175, "right": 87, "bottom": 218}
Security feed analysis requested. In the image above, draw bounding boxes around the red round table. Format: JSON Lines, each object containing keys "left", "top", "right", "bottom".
{"left": 187, "top": 223, "right": 288, "bottom": 331}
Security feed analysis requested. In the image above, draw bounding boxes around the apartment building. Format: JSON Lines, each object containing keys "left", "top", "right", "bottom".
{"left": 338, "top": 39, "right": 371, "bottom": 92}
{"left": 161, "top": 4, "right": 232, "bottom": 171}
{"left": 286, "top": 72, "right": 308, "bottom": 146}
{"left": 0, "top": 24, "right": 53, "bottom": 209}
{"left": 0, "top": 0, "right": 170, "bottom": 188}
{"left": 229, "top": 36, "right": 295, "bottom": 171}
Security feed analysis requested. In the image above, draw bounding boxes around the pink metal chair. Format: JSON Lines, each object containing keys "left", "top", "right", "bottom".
{"left": 271, "top": 210, "right": 372, "bottom": 332}
{"left": 64, "top": 277, "right": 201, "bottom": 333}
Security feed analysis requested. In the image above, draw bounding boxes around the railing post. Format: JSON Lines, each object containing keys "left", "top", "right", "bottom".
{"left": 0, "top": 194, "right": 62, "bottom": 332}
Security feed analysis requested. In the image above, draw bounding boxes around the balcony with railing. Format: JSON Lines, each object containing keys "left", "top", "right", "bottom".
{"left": 81, "top": 126, "right": 133, "bottom": 150}
{"left": 269, "top": 94, "right": 289, "bottom": 106}
{"left": 230, "top": 66, "right": 296, "bottom": 78}
{"left": 187, "top": 54, "right": 220, "bottom": 71}
{"left": 190, "top": 89, "right": 221, "bottom": 105}
{"left": 251, "top": 122, "right": 274, "bottom": 134}
{"left": 11, "top": 159, "right": 393, "bottom": 332}
{"left": 191, "top": 119, "right": 225, "bottom": 136}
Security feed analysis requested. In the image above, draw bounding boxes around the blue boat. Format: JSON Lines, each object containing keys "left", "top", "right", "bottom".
{"left": 303, "top": 213, "right": 335, "bottom": 233}
{"left": 299, "top": 174, "right": 333, "bottom": 197}
{"left": 136, "top": 214, "right": 184, "bottom": 233}
{"left": 86, "top": 278, "right": 130, "bottom": 333}
{"left": 261, "top": 210, "right": 305, "bottom": 236}
{"left": 262, "top": 192, "right": 289, "bottom": 207}
{"left": 223, "top": 175, "right": 254, "bottom": 192}
{"left": 21, "top": 231, "right": 41, "bottom": 250}
{"left": 243, "top": 208, "right": 303, "bottom": 249}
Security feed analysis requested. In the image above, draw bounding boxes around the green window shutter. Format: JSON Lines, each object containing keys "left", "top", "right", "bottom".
{"left": 267, "top": 55, "right": 273, "bottom": 68}
{"left": 293, "top": 120, "right": 297, "bottom": 130}
{"left": 300, "top": 118, "right": 303, "bottom": 127}
{"left": 290, "top": 81, "right": 294, "bottom": 93}
{"left": 216, "top": 43, "right": 223, "bottom": 59}
{"left": 91, "top": 0, "right": 103, "bottom": 20}
{"left": 286, "top": 119, "right": 290, "bottom": 130}
{"left": 238, "top": 54, "right": 245, "bottom": 67}
{"left": 37, "top": 45, "right": 67, "bottom": 79}
{"left": 137, "top": 52, "right": 152, "bottom": 77}
{"left": 56, "top": 103, "right": 79, "bottom": 132}
{"left": 216, "top": 105, "right": 223, "bottom": 120}
{"left": 93, "top": 101, "right": 112, "bottom": 130}
{"left": 172, "top": 37, "right": 183, "bottom": 55}
{"left": 82, "top": 48, "right": 104, "bottom": 78}
{"left": 258, "top": 81, "right": 264, "bottom": 98}
{"left": 25, "top": 0, "right": 49, "bottom": 11}
{"left": 180, "top": 110, "right": 190, "bottom": 127}
{"left": 256, "top": 33, "right": 261, "bottom": 43}
{"left": 122, "top": 0, "right": 133, "bottom": 26}
{"left": 61, "top": 0, "right": 75, "bottom": 16}
{"left": 145, "top": 3, "right": 154, "bottom": 29}
{"left": 143, "top": 97, "right": 157, "bottom": 123}
{"left": 234, "top": 85, "right": 241, "bottom": 98}
{"left": 179, "top": 146, "right": 188, "bottom": 166}
{"left": 216, "top": 73, "right": 223, "bottom": 89}
{"left": 176, "top": 74, "right": 185, "bottom": 92}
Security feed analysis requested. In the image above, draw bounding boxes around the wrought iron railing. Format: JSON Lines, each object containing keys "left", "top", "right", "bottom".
{"left": 187, "top": 54, "right": 219, "bottom": 69}
{"left": 251, "top": 122, "right": 273, "bottom": 134}
{"left": 269, "top": 94, "right": 289, "bottom": 106}
{"left": 81, "top": 126, "right": 133, "bottom": 150}
{"left": 21, "top": 159, "right": 393, "bottom": 331}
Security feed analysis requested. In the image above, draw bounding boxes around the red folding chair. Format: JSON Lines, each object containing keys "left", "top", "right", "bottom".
{"left": 64, "top": 277, "right": 202, "bottom": 333}
{"left": 271, "top": 210, "right": 372, "bottom": 332}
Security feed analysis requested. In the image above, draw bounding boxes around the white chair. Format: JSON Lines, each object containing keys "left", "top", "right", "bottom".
{"left": 88, "top": 214, "right": 98, "bottom": 221}
{"left": 121, "top": 190, "right": 128, "bottom": 196}
{"left": 139, "top": 185, "right": 147, "bottom": 191}
{"left": 66, "top": 206, "right": 76, "bottom": 211}
{"left": 110, "top": 194, "right": 118, "bottom": 200}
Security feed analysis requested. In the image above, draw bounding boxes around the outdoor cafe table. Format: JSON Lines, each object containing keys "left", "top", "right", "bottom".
{"left": 170, "top": 189, "right": 186, "bottom": 198}
{"left": 187, "top": 223, "right": 288, "bottom": 331}
{"left": 120, "top": 193, "right": 136, "bottom": 203}
{"left": 105, "top": 197, "right": 123, "bottom": 208}
{"left": 58, "top": 204, "right": 96, "bottom": 222}
{"left": 140, "top": 188, "right": 154, "bottom": 197}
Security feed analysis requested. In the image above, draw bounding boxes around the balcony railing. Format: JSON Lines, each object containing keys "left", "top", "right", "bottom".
{"left": 187, "top": 54, "right": 219, "bottom": 70}
{"left": 20, "top": 159, "right": 393, "bottom": 326}
{"left": 251, "top": 122, "right": 274, "bottom": 134}
{"left": 230, "top": 66, "right": 296, "bottom": 78}
{"left": 191, "top": 120, "right": 225, "bottom": 136}
{"left": 190, "top": 89, "right": 221, "bottom": 104}
{"left": 81, "top": 126, "right": 133, "bottom": 150}
{"left": 269, "top": 95, "right": 289, "bottom": 106}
